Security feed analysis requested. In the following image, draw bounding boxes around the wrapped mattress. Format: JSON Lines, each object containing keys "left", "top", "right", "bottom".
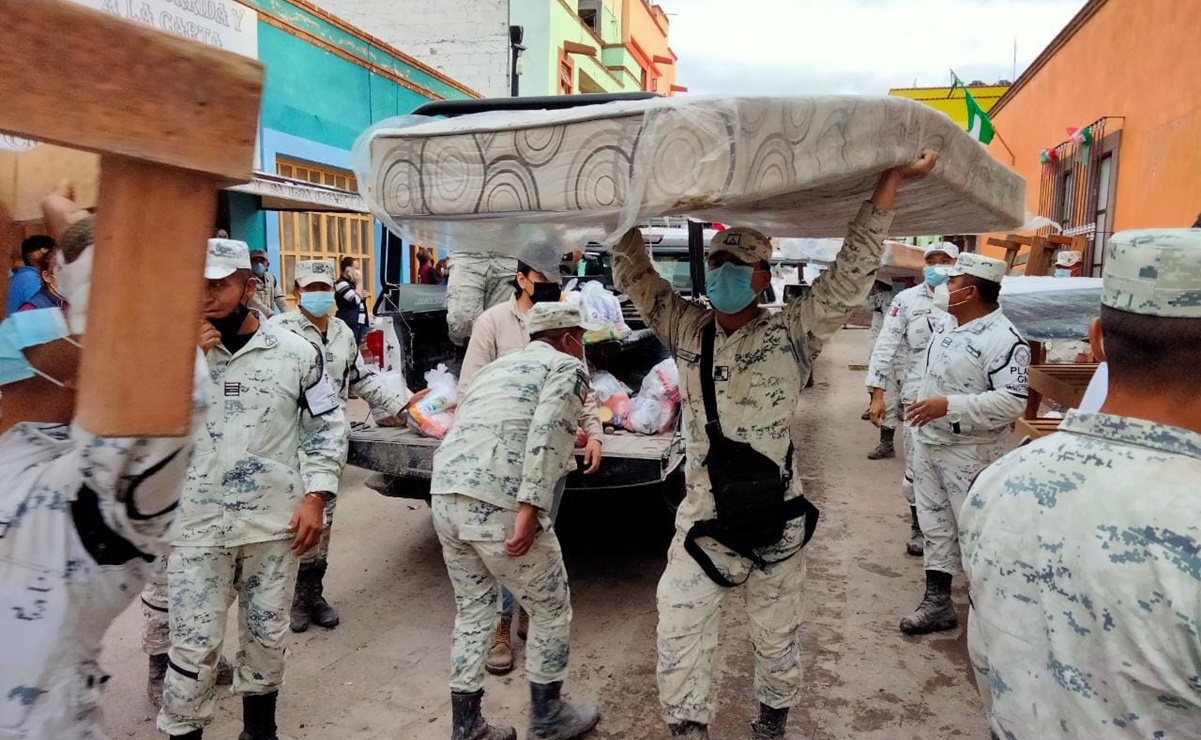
{"left": 353, "top": 95, "right": 1026, "bottom": 275}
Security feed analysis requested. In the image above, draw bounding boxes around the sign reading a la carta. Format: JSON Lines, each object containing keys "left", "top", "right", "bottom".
{"left": 71, "top": 0, "right": 259, "bottom": 58}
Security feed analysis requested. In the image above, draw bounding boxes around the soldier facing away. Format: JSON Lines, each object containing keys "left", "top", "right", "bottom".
{"left": 613, "top": 150, "right": 939, "bottom": 740}
{"left": 961, "top": 228, "right": 1201, "bottom": 738}
{"left": 431, "top": 302, "right": 600, "bottom": 740}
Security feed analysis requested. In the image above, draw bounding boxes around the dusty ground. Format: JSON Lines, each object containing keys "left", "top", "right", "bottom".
{"left": 100, "top": 328, "right": 985, "bottom": 739}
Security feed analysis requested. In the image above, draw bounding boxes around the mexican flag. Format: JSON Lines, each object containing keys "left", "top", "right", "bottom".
{"left": 951, "top": 76, "right": 996, "bottom": 145}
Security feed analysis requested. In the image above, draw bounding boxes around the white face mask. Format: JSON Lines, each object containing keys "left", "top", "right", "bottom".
{"left": 55, "top": 246, "right": 93, "bottom": 334}
{"left": 931, "top": 283, "right": 973, "bottom": 313}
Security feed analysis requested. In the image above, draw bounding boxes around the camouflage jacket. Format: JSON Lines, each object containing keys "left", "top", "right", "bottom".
{"left": 614, "top": 201, "right": 894, "bottom": 532}
{"left": 0, "top": 351, "right": 210, "bottom": 736}
{"left": 865, "top": 283, "right": 951, "bottom": 404}
{"left": 962, "top": 411, "right": 1201, "bottom": 737}
{"left": 914, "top": 307, "right": 1029, "bottom": 445}
{"left": 430, "top": 341, "right": 586, "bottom": 516}
{"left": 250, "top": 270, "right": 289, "bottom": 318}
{"left": 268, "top": 309, "right": 410, "bottom": 419}
{"left": 174, "top": 322, "right": 347, "bottom": 547}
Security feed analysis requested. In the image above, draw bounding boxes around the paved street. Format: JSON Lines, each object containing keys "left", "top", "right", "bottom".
{"left": 100, "top": 328, "right": 986, "bottom": 739}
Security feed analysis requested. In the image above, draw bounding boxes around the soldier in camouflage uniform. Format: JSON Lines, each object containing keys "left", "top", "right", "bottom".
{"left": 248, "top": 248, "right": 289, "bottom": 317}
{"left": 268, "top": 259, "right": 412, "bottom": 632}
{"left": 962, "top": 228, "right": 1201, "bottom": 738}
{"left": 0, "top": 228, "right": 208, "bottom": 739}
{"left": 865, "top": 242, "right": 957, "bottom": 556}
{"left": 613, "top": 152, "right": 939, "bottom": 740}
{"left": 445, "top": 251, "right": 519, "bottom": 346}
{"left": 431, "top": 302, "right": 600, "bottom": 740}
{"left": 900, "top": 252, "right": 1029, "bottom": 636}
{"left": 157, "top": 240, "right": 347, "bottom": 740}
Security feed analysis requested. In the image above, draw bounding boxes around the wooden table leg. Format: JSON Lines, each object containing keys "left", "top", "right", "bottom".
{"left": 75, "top": 156, "right": 216, "bottom": 437}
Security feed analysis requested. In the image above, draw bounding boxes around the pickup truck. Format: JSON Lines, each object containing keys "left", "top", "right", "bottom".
{"left": 350, "top": 277, "right": 687, "bottom": 518}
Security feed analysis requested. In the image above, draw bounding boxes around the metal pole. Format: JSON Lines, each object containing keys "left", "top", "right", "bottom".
{"left": 688, "top": 220, "right": 706, "bottom": 297}
{"left": 511, "top": 45, "right": 520, "bottom": 97}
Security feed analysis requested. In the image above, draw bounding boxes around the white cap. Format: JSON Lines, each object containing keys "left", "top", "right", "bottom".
{"left": 924, "top": 242, "right": 961, "bottom": 260}
{"left": 205, "top": 239, "right": 251, "bottom": 280}
{"left": 1055, "top": 250, "right": 1083, "bottom": 267}
{"left": 947, "top": 252, "right": 1007, "bottom": 284}
{"left": 295, "top": 259, "right": 336, "bottom": 288}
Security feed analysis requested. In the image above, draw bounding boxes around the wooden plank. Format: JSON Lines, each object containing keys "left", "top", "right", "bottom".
{"left": 0, "top": 0, "right": 263, "bottom": 182}
{"left": 1028, "top": 363, "right": 1099, "bottom": 409}
{"left": 1025, "top": 235, "right": 1054, "bottom": 277}
{"left": 1016, "top": 417, "right": 1062, "bottom": 440}
{"left": 5, "top": 145, "right": 100, "bottom": 224}
{"left": 75, "top": 157, "right": 217, "bottom": 436}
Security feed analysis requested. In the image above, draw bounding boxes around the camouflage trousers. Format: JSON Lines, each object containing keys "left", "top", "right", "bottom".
{"left": 157, "top": 540, "right": 298, "bottom": 736}
{"left": 299, "top": 496, "right": 337, "bottom": 565}
{"left": 656, "top": 532, "right": 807, "bottom": 726}
{"left": 913, "top": 438, "right": 1011, "bottom": 574}
{"left": 141, "top": 556, "right": 170, "bottom": 656}
{"left": 446, "top": 252, "right": 518, "bottom": 345}
{"left": 431, "top": 493, "right": 572, "bottom": 693}
{"left": 901, "top": 419, "right": 917, "bottom": 507}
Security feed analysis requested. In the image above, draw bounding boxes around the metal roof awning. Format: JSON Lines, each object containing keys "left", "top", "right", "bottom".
{"left": 227, "top": 171, "right": 369, "bottom": 214}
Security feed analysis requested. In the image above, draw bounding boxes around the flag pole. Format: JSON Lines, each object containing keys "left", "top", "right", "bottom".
{"left": 947, "top": 68, "right": 959, "bottom": 99}
{"left": 991, "top": 129, "right": 1017, "bottom": 165}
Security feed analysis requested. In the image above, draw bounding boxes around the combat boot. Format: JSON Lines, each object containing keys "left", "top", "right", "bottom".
{"left": 668, "top": 721, "right": 709, "bottom": 738}
{"left": 309, "top": 560, "right": 340, "bottom": 629}
{"left": 238, "top": 691, "right": 278, "bottom": 740}
{"left": 451, "top": 689, "right": 516, "bottom": 740}
{"left": 900, "top": 571, "right": 958, "bottom": 635}
{"left": 486, "top": 616, "right": 514, "bottom": 675}
{"left": 906, "top": 506, "right": 924, "bottom": 557}
{"left": 289, "top": 567, "right": 313, "bottom": 633}
{"left": 750, "top": 704, "right": 788, "bottom": 740}
{"left": 529, "top": 681, "right": 600, "bottom": 740}
{"left": 867, "top": 426, "right": 896, "bottom": 460}
{"left": 147, "top": 653, "right": 167, "bottom": 708}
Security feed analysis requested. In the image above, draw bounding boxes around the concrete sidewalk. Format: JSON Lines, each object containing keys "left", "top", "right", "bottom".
{"left": 99, "top": 327, "right": 985, "bottom": 739}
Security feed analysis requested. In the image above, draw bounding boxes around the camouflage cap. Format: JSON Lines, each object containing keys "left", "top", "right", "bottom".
{"left": 1102, "top": 229, "right": 1201, "bottom": 317}
{"left": 1055, "top": 250, "right": 1083, "bottom": 267}
{"left": 947, "top": 252, "right": 1007, "bottom": 284}
{"left": 295, "top": 259, "right": 336, "bottom": 288}
{"left": 709, "top": 227, "right": 773, "bottom": 265}
{"left": 924, "top": 242, "right": 960, "bottom": 260}
{"left": 527, "top": 302, "right": 589, "bottom": 336}
{"left": 205, "top": 239, "right": 251, "bottom": 280}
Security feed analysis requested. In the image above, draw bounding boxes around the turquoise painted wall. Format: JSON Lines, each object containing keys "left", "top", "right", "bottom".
{"left": 258, "top": 24, "right": 437, "bottom": 151}
{"left": 230, "top": 7, "right": 474, "bottom": 284}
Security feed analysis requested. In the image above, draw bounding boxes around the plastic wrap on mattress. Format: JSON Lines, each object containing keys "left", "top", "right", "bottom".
{"left": 352, "top": 96, "right": 1026, "bottom": 276}
{"left": 998, "top": 277, "right": 1102, "bottom": 342}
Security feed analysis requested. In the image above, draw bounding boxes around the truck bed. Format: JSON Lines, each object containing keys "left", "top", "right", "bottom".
{"left": 348, "top": 426, "right": 685, "bottom": 492}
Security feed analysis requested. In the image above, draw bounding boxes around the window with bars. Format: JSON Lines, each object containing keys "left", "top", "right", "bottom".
{"left": 1037, "top": 117, "right": 1123, "bottom": 276}
{"left": 275, "top": 159, "right": 375, "bottom": 307}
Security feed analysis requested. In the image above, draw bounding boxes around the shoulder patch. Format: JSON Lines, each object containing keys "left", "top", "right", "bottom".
{"left": 889, "top": 306, "right": 900, "bottom": 317}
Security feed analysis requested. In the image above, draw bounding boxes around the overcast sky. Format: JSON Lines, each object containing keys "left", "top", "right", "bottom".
{"left": 669, "top": 0, "right": 1088, "bottom": 95}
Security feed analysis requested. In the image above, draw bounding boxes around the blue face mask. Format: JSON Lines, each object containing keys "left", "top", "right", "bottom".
{"left": 1054, "top": 268, "right": 1071, "bottom": 279}
{"left": 252, "top": 263, "right": 267, "bottom": 276}
{"left": 299, "top": 291, "right": 335, "bottom": 316}
{"left": 924, "top": 266, "right": 951, "bottom": 287}
{"left": 705, "top": 263, "right": 758, "bottom": 314}
{"left": 0, "top": 308, "right": 79, "bottom": 387}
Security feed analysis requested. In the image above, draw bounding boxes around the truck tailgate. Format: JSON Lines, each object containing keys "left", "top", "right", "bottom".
{"left": 348, "top": 426, "right": 684, "bottom": 490}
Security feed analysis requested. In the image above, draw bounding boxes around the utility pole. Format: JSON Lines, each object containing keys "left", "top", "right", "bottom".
{"left": 509, "top": 25, "right": 524, "bottom": 97}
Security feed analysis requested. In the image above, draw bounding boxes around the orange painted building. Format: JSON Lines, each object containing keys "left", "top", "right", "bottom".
{"left": 981, "top": 0, "right": 1201, "bottom": 274}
